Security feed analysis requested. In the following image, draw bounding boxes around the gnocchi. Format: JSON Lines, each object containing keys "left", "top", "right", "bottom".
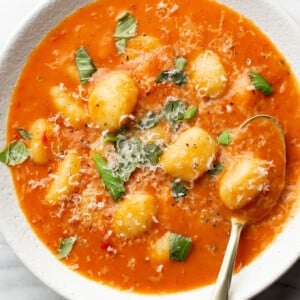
{"left": 45, "top": 151, "right": 81, "bottom": 205}
{"left": 88, "top": 72, "right": 138, "bottom": 131}
{"left": 126, "top": 35, "right": 161, "bottom": 59}
{"left": 160, "top": 127, "right": 217, "bottom": 181}
{"left": 149, "top": 232, "right": 170, "bottom": 263}
{"left": 112, "top": 193, "right": 157, "bottom": 238}
{"left": 50, "top": 86, "right": 89, "bottom": 127}
{"left": 219, "top": 157, "right": 269, "bottom": 210}
{"left": 28, "top": 118, "right": 53, "bottom": 164}
{"left": 191, "top": 50, "right": 227, "bottom": 99}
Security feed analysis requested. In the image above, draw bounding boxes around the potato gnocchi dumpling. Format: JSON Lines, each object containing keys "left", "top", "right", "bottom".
{"left": 219, "top": 157, "right": 269, "bottom": 210}
{"left": 126, "top": 35, "right": 161, "bottom": 59}
{"left": 88, "top": 72, "right": 138, "bottom": 131}
{"left": 149, "top": 232, "right": 170, "bottom": 263}
{"left": 112, "top": 193, "right": 157, "bottom": 238}
{"left": 160, "top": 127, "right": 217, "bottom": 181}
{"left": 191, "top": 50, "right": 227, "bottom": 99}
{"left": 50, "top": 86, "right": 89, "bottom": 127}
{"left": 28, "top": 118, "right": 53, "bottom": 164}
{"left": 45, "top": 151, "right": 81, "bottom": 205}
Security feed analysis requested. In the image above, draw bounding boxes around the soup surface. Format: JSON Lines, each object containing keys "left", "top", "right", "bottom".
{"left": 3, "top": 0, "right": 300, "bottom": 294}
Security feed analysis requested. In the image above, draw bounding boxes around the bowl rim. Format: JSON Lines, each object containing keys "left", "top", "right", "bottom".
{"left": 0, "top": 0, "right": 299, "bottom": 299}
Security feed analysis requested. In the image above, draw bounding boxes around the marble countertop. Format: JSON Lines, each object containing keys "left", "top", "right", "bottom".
{"left": 0, "top": 0, "right": 299, "bottom": 299}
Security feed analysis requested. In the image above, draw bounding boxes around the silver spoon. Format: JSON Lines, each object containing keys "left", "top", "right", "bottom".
{"left": 211, "top": 217, "right": 246, "bottom": 300}
{"left": 211, "top": 115, "right": 286, "bottom": 300}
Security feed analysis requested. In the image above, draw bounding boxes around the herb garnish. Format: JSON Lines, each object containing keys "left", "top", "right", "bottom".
{"left": 137, "top": 111, "right": 161, "bottom": 130}
{"left": 217, "top": 131, "right": 231, "bottom": 146}
{"left": 248, "top": 71, "right": 274, "bottom": 96}
{"left": 75, "top": 47, "right": 97, "bottom": 84}
{"left": 103, "top": 134, "right": 118, "bottom": 143}
{"left": 94, "top": 134, "right": 163, "bottom": 201}
{"left": 0, "top": 141, "right": 29, "bottom": 166}
{"left": 162, "top": 99, "right": 198, "bottom": 129}
{"left": 171, "top": 180, "right": 188, "bottom": 200}
{"left": 174, "top": 57, "right": 187, "bottom": 71}
{"left": 184, "top": 107, "right": 198, "bottom": 120}
{"left": 209, "top": 162, "right": 224, "bottom": 175}
{"left": 116, "top": 136, "right": 143, "bottom": 181}
{"left": 93, "top": 154, "right": 125, "bottom": 201}
{"left": 143, "top": 144, "right": 163, "bottom": 165}
{"left": 156, "top": 57, "right": 188, "bottom": 86}
{"left": 17, "top": 128, "right": 32, "bottom": 140}
{"left": 114, "top": 12, "right": 138, "bottom": 54}
{"left": 57, "top": 235, "right": 77, "bottom": 260}
{"left": 169, "top": 233, "right": 192, "bottom": 262}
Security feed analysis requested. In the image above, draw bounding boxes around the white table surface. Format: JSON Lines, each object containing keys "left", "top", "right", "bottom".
{"left": 0, "top": 0, "right": 300, "bottom": 299}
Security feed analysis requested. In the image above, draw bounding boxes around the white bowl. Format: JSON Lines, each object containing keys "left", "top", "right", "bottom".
{"left": 0, "top": 0, "right": 299, "bottom": 299}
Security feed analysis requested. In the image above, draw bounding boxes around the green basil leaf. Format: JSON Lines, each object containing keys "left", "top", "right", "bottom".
{"left": 248, "top": 71, "right": 274, "bottom": 96}
{"left": 209, "top": 162, "right": 224, "bottom": 175}
{"left": 217, "top": 131, "right": 231, "bottom": 146}
{"left": 116, "top": 136, "right": 143, "bottom": 181}
{"left": 156, "top": 57, "right": 188, "bottom": 86}
{"left": 174, "top": 57, "right": 187, "bottom": 72}
{"left": 137, "top": 111, "right": 161, "bottom": 130}
{"left": 57, "top": 235, "right": 77, "bottom": 260}
{"left": 93, "top": 154, "right": 125, "bottom": 201}
{"left": 75, "top": 47, "right": 97, "bottom": 84}
{"left": 169, "top": 233, "right": 192, "bottom": 262}
{"left": 184, "top": 107, "right": 198, "bottom": 120}
{"left": 0, "top": 141, "right": 29, "bottom": 166}
{"left": 104, "top": 134, "right": 118, "bottom": 143}
{"left": 143, "top": 144, "right": 163, "bottom": 165}
{"left": 156, "top": 69, "right": 187, "bottom": 86}
{"left": 162, "top": 99, "right": 186, "bottom": 126}
{"left": 114, "top": 12, "right": 138, "bottom": 54}
{"left": 17, "top": 128, "right": 32, "bottom": 140}
{"left": 115, "top": 39, "right": 127, "bottom": 54}
{"left": 171, "top": 181, "right": 188, "bottom": 200}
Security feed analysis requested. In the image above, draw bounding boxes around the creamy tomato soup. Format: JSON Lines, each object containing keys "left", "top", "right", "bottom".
{"left": 2, "top": 0, "right": 300, "bottom": 294}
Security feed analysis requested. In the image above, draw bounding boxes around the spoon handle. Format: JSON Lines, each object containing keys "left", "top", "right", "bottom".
{"left": 211, "top": 218, "right": 245, "bottom": 300}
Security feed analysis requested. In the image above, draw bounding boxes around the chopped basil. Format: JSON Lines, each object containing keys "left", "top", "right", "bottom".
{"left": 75, "top": 47, "right": 97, "bottom": 84}
{"left": 174, "top": 57, "right": 187, "bottom": 72}
{"left": 104, "top": 134, "right": 118, "bottom": 143}
{"left": 183, "top": 107, "right": 198, "bottom": 120}
{"left": 17, "top": 128, "right": 32, "bottom": 140}
{"left": 248, "top": 71, "right": 274, "bottom": 96}
{"left": 209, "top": 162, "right": 224, "bottom": 175}
{"left": 156, "top": 57, "right": 188, "bottom": 86}
{"left": 162, "top": 99, "right": 197, "bottom": 128}
{"left": 0, "top": 141, "right": 29, "bottom": 166}
{"left": 115, "top": 39, "right": 128, "bottom": 55}
{"left": 114, "top": 12, "right": 138, "bottom": 54}
{"left": 171, "top": 181, "right": 188, "bottom": 200}
{"left": 57, "top": 235, "right": 77, "bottom": 260}
{"left": 137, "top": 111, "right": 161, "bottom": 130}
{"left": 169, "top": 233, "right": 192, "bottom": 262}
{"left": 156, "top": 69, "right": 187, "bottom": 86}
{"left": 116, "top": 136, "right": 143, "bottom": 181}
{"left": 93, "top": 154, "right": 125, "bottom": 201}
{"left": 217, "top": 131, "right": 231, "bottom": 145}
{"left": 143, "top": 144, "right": 163, "bottom": 165}
{"left": 162, "top": 99, "right": 186, "bottom": 126}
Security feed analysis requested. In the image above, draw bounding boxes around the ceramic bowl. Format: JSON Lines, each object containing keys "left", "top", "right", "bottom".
{"left": 0, "top": 0, "right": 299, "bottom": 299}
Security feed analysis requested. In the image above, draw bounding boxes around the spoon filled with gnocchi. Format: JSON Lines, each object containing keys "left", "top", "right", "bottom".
{"left": 212, "top": 115, "right": 286, "bottom": 300}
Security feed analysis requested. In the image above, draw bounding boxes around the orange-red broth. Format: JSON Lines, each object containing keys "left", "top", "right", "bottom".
{"left": 7, "top": 0, "right": 300, "bottom": 294}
